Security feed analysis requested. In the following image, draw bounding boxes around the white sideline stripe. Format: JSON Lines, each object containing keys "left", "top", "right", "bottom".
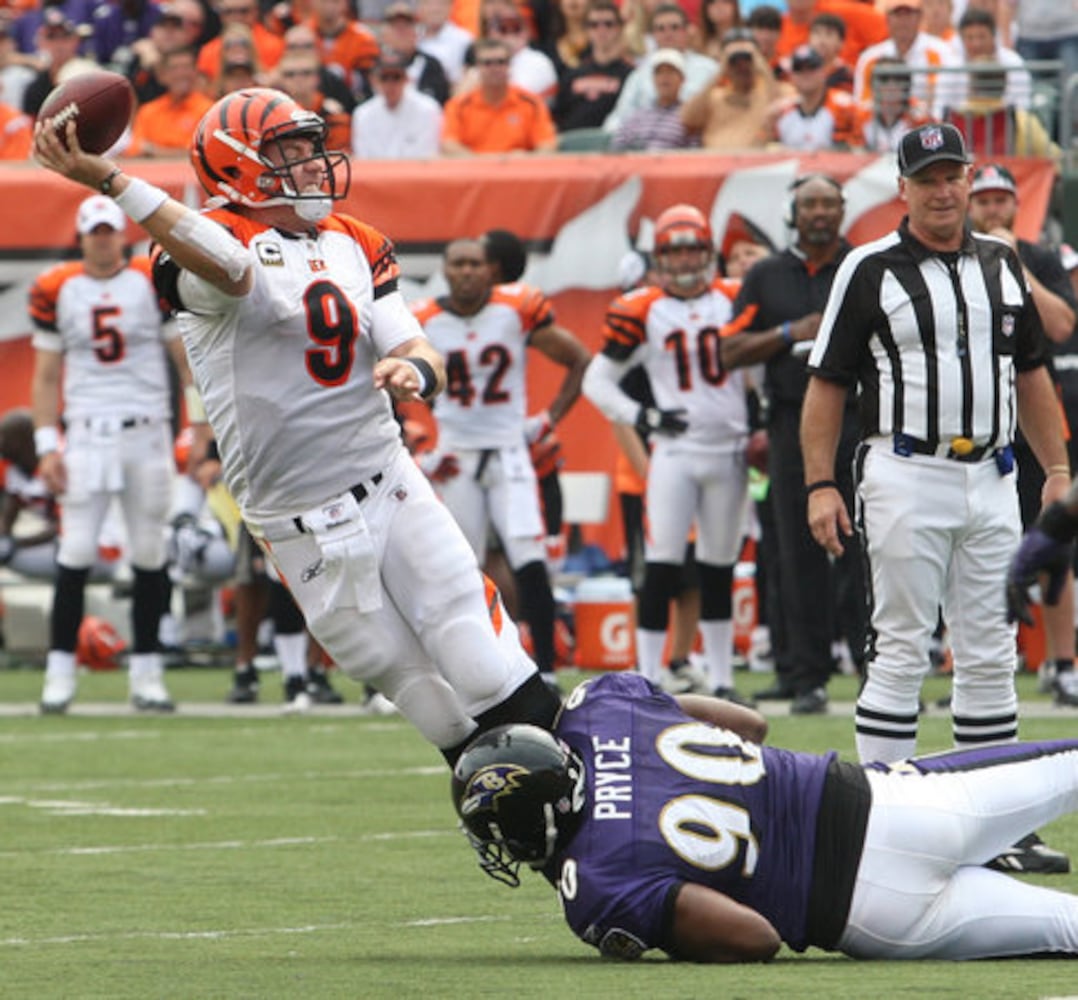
{"left": 0, "top": 914, "right": 507, "bottom": 948}
{"left": 0, "top": 729, "right": 160, "bottom": 744}
{"left": 7, "top": 765, "right": 445, "bottom": 794}
{"left": 0, "top": 829, "right": 453, "bottom": 858}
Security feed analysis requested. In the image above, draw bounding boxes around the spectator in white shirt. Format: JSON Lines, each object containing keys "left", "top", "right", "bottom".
{"left": 416, "top": 0, "right": 473, "bottom": 84}
{"left": 352, "top": 49, "right": 443, "bottom": 158}
{"left": 954, "top": 6, "right": 1031, "bottom": 110}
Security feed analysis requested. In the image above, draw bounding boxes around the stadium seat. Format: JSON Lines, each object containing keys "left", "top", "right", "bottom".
{"left": 557, "top": 128, "right": 612, "bottom": 153}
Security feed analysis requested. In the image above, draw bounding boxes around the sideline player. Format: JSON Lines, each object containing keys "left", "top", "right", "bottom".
{"left": 453, "top": 672, "right": 1078, "bottom": 962}
{"left": 412, "top": 238, "right": 591, "bottom": 685}
{"left": 582, "top": 204, "right": 752, "bottom": 703}
{"left": 29, "top": 194, "right": 197, "bottom": 713}
{"left": 32, "top": 88, "right": 558, "bottom": 761}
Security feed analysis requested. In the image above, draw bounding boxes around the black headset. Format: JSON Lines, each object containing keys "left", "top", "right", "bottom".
{"left": 784, "top": 173, "right": 845, "bottom": 228}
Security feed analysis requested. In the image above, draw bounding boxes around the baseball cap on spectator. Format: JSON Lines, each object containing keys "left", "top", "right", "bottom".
{"left": 970, "top": 163, "right": 1017, "bottom": 196}
{"left": 77, "top": 195, "right": 125, "bottom": 234}
{"left": 790, "top": 45, "right": 824, "bottom": 71}
{"left": 883, "top": 0, "right": 922, "bottom": 11}
{"left": 383, "top": 1, "right": 417, "bottom": 20}
{"left": 651, "top": 48, "right": 685, "bottom": 75}
{"left": 897, "top": 122, "right": 970, "bottom": 177}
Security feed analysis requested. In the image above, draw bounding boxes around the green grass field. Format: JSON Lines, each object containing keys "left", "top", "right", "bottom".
{"left": 3, "top": 665, "right": 1078, "bottom": 999}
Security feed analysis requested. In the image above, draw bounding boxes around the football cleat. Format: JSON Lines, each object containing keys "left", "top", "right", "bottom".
{"left": 1052, "top": 669, "right": 1078, "bottom": 707}
{"left": 659, "top": 657, "right": 710, "bottom": 696}
{"left": 306, "top": 666, "right": 344, "bottom": 705}
{"left": 712, "top": 685, "right": 757, "bottom": 709}
{"left": 985, "top": 833, "right": 1071, "bottom": 875}
{"left": 361, "top": 687, "right": 398, "bottom": 716}
{"left": 226, "top": 665, "right": 260, "bottom": 704}
{"left": 282, "top": 675, "right": 312, "bottom": 715}
{"left": 130, "top": 678, "right": 175, "bottom": 713}
{"left": 40, "top": 673, "right": 77, "bottom": 714}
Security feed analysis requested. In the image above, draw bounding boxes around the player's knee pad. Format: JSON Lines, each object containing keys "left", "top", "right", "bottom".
{"left": 638, "top": 562, "right": 683, "bottom": 630}
{"left": 378, "top": 669, "right": 476, "bottom": 751}
{"left": 697, "top": 562, "right": 734, "bottom": 620}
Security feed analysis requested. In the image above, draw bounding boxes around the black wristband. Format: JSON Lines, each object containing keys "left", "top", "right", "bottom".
{"left": 99, "top": 167, "right": 123, "bottom": 195}
{"left": 805, "top": 479, "right": 839, "bottom": 496}
{"left": 407, "top": 357, "right": 438, "bottom": 400}
{"left": 1039, "top": 500, "right": 1078, "bottom": 542}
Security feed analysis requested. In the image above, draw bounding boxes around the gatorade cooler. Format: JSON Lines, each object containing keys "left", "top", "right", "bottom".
{"left": 573, "top": 576, "right": 636, "bottom": 670}
{"left": 732, "top": 561, "right": 758, "bottom": 657}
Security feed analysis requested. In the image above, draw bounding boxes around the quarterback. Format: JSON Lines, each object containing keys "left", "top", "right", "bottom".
{"left": 32, "top": 89, "right": 558, "bottom": 760}
{"left": 454, "top": 673, "right": 1078, "bottom": 961}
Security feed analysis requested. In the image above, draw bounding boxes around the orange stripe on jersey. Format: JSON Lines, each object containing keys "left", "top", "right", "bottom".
{"left": 482, "top": 573, "right": 504, "bottom": 635}
{"left": 712, "top": 277, "right": 741, "bottom": 302}
{"left": 721, "top": 302, "right": 759, "bottom": 338}
{"left": 321, "top": 214, "right": 401, "bottom": 295}
{"left": 489, "top": 283, "right": 554, "bottom": 333}
{"left": 410, "top": 296, "right": 446, "bottom": 327}
{"left": 28, "top": 261, "right": 86, "bottom": 331}
{"left": 601, "top": 287, "right": 663, "bottom": 355}
{"left": 203, "top": 208, "right": 270, "bottom": 246}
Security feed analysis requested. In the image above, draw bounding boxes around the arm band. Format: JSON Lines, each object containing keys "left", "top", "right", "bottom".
{"left": 405, "top": 358, "right": 438, "bottom": 400}
{"left": 805, "top": 479, "right": 838, "bottom": 496}
{"left": 113, "top": 177, "right": 169, "bottom": 224}
{"left": 171, "top": 211, "right": 250, "bottom": 283}
{"left": 184, "top": 383, "right": 207, "bottom": 423}
{"left": 34, "top": 426, "right": 59, "bottom": 456}
{"left": 780, "top": 321, "right": 793, "bottom": 344}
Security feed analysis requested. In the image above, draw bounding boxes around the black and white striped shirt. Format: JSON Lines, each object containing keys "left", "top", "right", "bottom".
{"left": 808, "top": 219, "right": 1048, "bottom": 451}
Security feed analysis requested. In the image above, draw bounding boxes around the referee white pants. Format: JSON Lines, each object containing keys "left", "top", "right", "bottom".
{"left": 839, "top": 747, "right": 1078, "bottom": 959}
{"left": 857, "top": 445, "right": 1020, "bottom": 757}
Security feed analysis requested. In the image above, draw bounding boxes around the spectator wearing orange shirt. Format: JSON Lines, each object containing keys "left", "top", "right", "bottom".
{"left": 196, "top": 0, "right": 284, "bottom": 89}
{"left": 0, "top": 93, "right": 30, "bottom": 159}
{"left": 125, "top": 47, "right": 214, "bottom": 157}
{"left": 276, "top": 46, "right": 351, "bottom": 150}
{"left": 308, "top": 0, "right": 380, "bottom": 103}
{"left": 441, "top": 36, "right": 557, "bottom": 153}
{"left": 776, "top": 0, "right": 887, "bottom": 68}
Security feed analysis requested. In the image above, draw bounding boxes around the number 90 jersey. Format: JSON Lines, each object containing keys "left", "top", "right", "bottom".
{"left": 28, "top": 259, "right": 173, "bottom": 423}
{"left": 173, "top": 211, "right": 419, "bottom": 524}
{"left": 600, "top": 281, "right": 748, "bottom": 451}
{"left": 412, "top": 283, "right": 554, "bottom": 450}
{"left": 551, "top": 673, "right": 834, "bottom": 957}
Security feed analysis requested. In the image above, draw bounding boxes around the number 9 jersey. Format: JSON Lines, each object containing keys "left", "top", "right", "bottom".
{"left": 167, "top": 209, "right": 421, "bottom": 525}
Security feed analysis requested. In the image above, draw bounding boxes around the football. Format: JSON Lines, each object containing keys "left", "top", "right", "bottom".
{"left": 36, "top": 69, "right": 135, "bottom": 155}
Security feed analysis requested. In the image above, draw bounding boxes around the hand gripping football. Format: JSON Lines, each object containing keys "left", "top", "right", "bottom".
{"left": 36, "top": 69, "right": 135, "bottom": 154}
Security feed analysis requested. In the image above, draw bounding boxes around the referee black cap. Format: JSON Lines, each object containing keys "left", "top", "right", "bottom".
{"left": 897, "top": 123, "right": 971, "bottom": 177}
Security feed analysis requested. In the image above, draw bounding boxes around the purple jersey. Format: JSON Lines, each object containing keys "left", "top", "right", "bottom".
{"left": 550, "top": 673, "right": 836, "bottom": 957}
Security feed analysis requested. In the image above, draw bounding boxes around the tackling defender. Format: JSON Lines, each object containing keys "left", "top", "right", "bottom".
{"left": 453, "top": 673, "right": 1078, "bottom": 962}
{"left": 32, "top": 87, "right": 558, "bottom": 760}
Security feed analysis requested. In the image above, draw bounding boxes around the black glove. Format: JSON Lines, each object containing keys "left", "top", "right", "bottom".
{"left": 635, "top": 406, "right": 688, "bottom": 437}
{"left": 1006, "top": 501, "right": 1078, "bottom": 626}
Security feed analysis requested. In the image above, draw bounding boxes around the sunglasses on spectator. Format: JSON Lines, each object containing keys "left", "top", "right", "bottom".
{"left": 220, "top": 5, "right": 254, "bottom": 15}
{"left": 587, "top": 17, "right": 619, "bottom": 27}
{"left": 378, "top": 70, "right": 406, "bottom": 80}
{"left": 281, "top": 68, "right": 317, "bottom": 77}
{"left": 487, "top": 17, "right": 523, "bottom": 32}
{"left": 478, "top": 56, "right": 510, "bottom": 66}
{"left": 652, "top": 19, "right": 685, "bottom": 31}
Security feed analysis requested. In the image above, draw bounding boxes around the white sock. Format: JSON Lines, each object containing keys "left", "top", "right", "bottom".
{"left": 856, "top": 732, "right": 916, "bottom": 765}
{"left": 274, "top": 632, "right": 309, "bottom": 679}
{"left": 635, "top": 628, "right": 666, "bottom": 683}
{"left": 128, "top": 651, "right": 163, "bottom": 682}
{"left": 699, "top": 619, "right": 734, "bottom": 690}
{"left": 45, "top": 649, "right": 76, "bottom": 680}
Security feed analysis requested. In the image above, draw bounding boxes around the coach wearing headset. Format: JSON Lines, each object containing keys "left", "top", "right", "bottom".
{"left": 720, "top": 173, "right": 863, "bottom": 715}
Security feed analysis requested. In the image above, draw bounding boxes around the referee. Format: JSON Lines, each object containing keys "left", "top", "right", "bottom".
{"left": 799, "top": 123, "right": 1071, "bottom": 871}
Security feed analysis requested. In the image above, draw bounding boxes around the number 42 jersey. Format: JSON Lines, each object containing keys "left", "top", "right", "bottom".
{"left": 549, "top": 673, "right": 837, "bottom": 958}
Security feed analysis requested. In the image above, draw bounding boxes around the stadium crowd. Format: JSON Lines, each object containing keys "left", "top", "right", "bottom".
{"left": 0, "top": 0, "right": 1070, "bottom": 158}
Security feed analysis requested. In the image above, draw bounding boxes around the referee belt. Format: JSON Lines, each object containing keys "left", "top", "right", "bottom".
{"left": 291, "top": 473, "right": 383, "bottom": 535}
{"left": 889, "top": 433, "right": 999, "bottom": 463}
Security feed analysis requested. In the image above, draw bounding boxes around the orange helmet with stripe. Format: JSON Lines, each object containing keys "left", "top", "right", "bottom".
{"left": 652, "top": 204, "right": 716, "bottom": 295}
{"left": 76, "top": 616, "right": 126, "bottom": 671}
{"left": 190, "top": 88, "right": 350, "bottom": 221}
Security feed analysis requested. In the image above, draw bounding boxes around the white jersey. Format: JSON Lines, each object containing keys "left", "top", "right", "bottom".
{"left": 595, "top": 280, "right": 748, "bottom": 452}
{"left": 413, "top": 283, "right": 554, "bottom": 450}
{"left": 172, "top": 211, "right": 421, "bottom": 524}
{"left": 28, "top": 259, "right": 174, "bottom": 423}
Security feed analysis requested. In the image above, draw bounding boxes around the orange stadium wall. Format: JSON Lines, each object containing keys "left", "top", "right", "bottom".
{"left": 0, "top": 153, "right": 1055, "bottom": 559}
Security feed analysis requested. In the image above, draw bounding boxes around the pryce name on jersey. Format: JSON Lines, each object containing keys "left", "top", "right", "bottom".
{"left": 592, "top": 734, "right": 633, "bottom": 820}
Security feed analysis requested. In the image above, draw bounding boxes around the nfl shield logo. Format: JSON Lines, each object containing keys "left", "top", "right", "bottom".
{"left": 921, "top": 126, "right": 944, "bottom": 151}
{"left": 1002, "top": 314, "right": 1015, "bottom": 337}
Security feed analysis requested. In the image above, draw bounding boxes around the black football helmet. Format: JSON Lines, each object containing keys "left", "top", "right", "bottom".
{"left": 451, "top": 724, "right": 586, "bottom": 887}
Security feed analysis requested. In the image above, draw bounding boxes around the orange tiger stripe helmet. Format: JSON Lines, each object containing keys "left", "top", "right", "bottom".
{"left": 652, "top": 204, "right": 716, "bottom": 294}
{"left": 190, "top": 88, "right": 350, "bottom": 218}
